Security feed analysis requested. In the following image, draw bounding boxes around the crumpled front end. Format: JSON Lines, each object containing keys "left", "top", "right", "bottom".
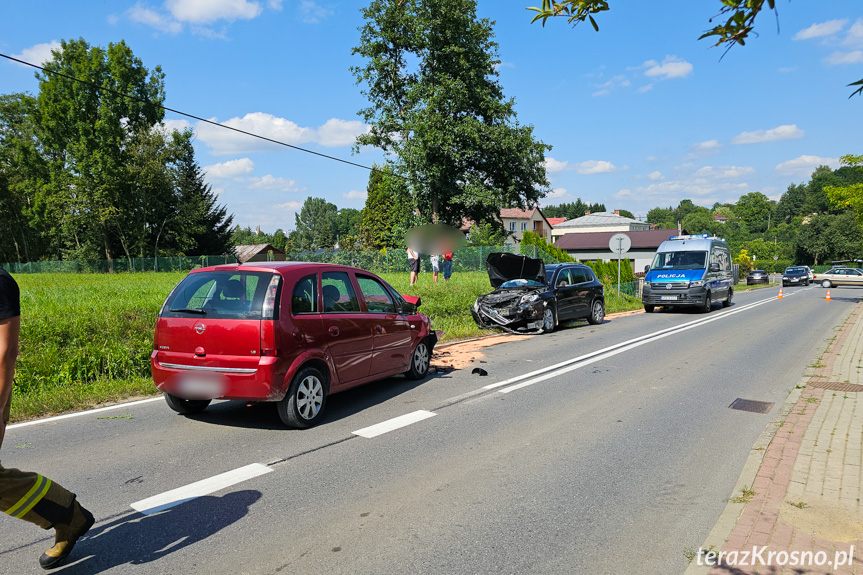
{"left": 471, "top": 288, "right": 545, "bottom": 333}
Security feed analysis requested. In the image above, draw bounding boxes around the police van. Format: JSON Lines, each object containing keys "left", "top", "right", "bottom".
{"left": 642, "top": 234, "right": 734, "bottom": 313}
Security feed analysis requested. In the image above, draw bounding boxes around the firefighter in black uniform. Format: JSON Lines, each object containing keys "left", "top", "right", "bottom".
{"left": 0, "top": 267, "right": 95, "bottom": 569}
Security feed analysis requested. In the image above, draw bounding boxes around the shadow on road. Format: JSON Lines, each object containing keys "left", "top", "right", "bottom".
{"left": 56, "top": 490, "right": 261, "bottom": 574}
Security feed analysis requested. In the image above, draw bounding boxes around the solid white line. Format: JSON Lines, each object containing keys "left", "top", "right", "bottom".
{"left": 481, "top": 295, "right": 775, "bottom": 392}
{"left": 352, "top": 410, "right": 436, "bottom": 438}
{"left": 130, "top": 463, "right": 272, "bottom": 515}
{"left": 496, "top": 295, "right": 778, "bottom": 394}
{"left": 7, "top": 397, "right": 165, "bottom": 430}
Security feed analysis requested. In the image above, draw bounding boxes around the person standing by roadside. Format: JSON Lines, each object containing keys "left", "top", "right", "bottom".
{"left": 0, "top": 267, "right": 96, "bottom": 570}
{"left": 442, "top": 252, "right": 454, "bottom": 282}
{"left": 407, "top": 246, "right": 419, "bottom": 286}
{"left": 430, "top": 254, "right": 440, "bottom": 283}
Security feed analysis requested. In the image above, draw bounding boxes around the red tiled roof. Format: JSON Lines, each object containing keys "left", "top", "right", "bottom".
{"left": 499, "top": 207, "right": 536, "bottom": 219}
{"left": 555, "top": 229, "right": 677, "bottom": 251}
{"left": 546, "top": 217, "right": 566, "bottom": 226}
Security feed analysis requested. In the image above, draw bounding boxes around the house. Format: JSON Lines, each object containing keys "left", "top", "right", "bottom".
{"left": 555, "top": 228, "right": 678, "bottom": 272}
{"left": 461, "top": 207, "right": 553, "bottom": 246}
{"left": 233, "top": 243, "right": 286, "bottom": 263}
{"left": 498, "top": 207, "right": 552, "bottom": 245}
{"left": 550, "top": 210, "right": 651, "bottom": 241}
{"left": 712, "top": 214, "right": 728, "bottom": 224}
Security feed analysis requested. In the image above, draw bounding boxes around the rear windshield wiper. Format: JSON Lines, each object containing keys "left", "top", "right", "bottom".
{"left": 169, "top": 308, "right": 207, "bottom": 315}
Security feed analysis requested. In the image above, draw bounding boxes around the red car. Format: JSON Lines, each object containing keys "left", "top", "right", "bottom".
{"left": 151, "top": 262, "right": 437, "bottom": 428}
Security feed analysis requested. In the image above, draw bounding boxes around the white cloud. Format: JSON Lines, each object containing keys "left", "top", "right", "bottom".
{"left": 695, "top": 139, "right": 720, "bottom": 151}
{"left": 195, "top": 113, "right": 369, "bottom": 154}
{"left": 128, "top": 3, "right": 182, "bottom": 33}
{"left": 642, "top": 56, "right": 693, "bottom": 80}
{"left": 343, "top": 190, "right": 367, "bottom": 200}
{"left": 774, "top": 155, "right": 840, "bottom": 176}
{"left": 845, "top": 20, "right": 863, "bottom": 46}
{"left": 11, "top": 41, "right": 61, "bottom": 66}
{"left": 591, "top": 74, "right": 630, "bottom": 97}
{"left": 166, "top": 0, "right": 262, "bottom": 23}
{"left": 545, "top": 187, "right": 569, "bottom": 200}
{"left": 793, "top": 19, "right": 848, "bottom": 41}
{"left": 544, "top": 157, "right": 570, "bottom": 173}
{"left": 732, "top": 124, "right": 804, "bottom": 144}
{"left": 159, "top": 119, "right": 191, "bottom": 133}
{"left": 248, "top": 175, "right": 298, "bottom": 192}
{"left": 647, "top": 171, "right": 663, "bottom": 181}
{"left": 824, "top": 51, "right": 863, "bottom": 66}
{"left": 276, "top": 201, "right": 303, "bottom": 210}
{"left": 637, "top": 84, "right": 654, "bottom": 93}
{"left": 694, "top": 165, "right": 756, "bottom": 179}
{"left": 575, "top": 160, "right": 623, "bottom": 175}
{"left": 298, "top": 0, "right": 333, "bottom": 23}
{"left": 268, "top": 0, "right": 284, "bottom": 9}
{"left": 204, "top": 158, "right": 255, "bottom": 178}
{"left": 778, "top": 66, "right": 797, "bottom": 73}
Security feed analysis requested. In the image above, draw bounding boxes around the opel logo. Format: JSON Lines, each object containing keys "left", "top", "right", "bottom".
{"left": 666, "top": 284, "right": 672, "bottom": 290}
{"left": 195, "top": 322, "right": 206, "bottom": 334}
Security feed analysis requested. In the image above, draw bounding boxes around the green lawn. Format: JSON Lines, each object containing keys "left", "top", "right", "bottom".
{"left": 9, "top": 270, "right": 643, "bottom": 421}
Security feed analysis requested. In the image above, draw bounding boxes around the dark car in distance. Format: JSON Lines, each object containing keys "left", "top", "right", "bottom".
{"left": 471, "top": 253, "right": 605, "bottom": 334}
{"left": 746, "top": 269, "right": 769, "bottom": 285}
{"left": 782, "top": 266, "right": 810, "bottom": 287}
{"left": 151, "top": 262, "right": 437, "bottom": 429}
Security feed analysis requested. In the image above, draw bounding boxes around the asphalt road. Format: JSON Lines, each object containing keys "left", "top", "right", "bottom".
{"left": 1, "top": 283, "right": 857, "bottom": 574}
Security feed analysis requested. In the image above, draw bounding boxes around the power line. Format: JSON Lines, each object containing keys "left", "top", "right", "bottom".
{"left": 0, "top": 51, "right": 406, "bottom": 180}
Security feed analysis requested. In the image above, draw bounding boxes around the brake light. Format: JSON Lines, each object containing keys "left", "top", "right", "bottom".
{"left": 262, "top": 275, "right": 281, "bottom": 320}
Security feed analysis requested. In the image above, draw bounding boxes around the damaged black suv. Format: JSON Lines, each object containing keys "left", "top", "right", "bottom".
{"left": 471, "top": 253, "right": 605, "bottom": 334}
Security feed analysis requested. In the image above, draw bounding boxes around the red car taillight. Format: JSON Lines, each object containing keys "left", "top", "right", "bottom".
{"left": 260, "top": 274, "right": 282, "bottom": 356}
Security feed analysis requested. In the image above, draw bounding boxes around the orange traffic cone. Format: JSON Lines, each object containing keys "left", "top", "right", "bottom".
{"left": 825, "top": 290, "right": 831, "bottom": 301}
{"left": 778, "top": 287, "right": 783, "bottom": 299}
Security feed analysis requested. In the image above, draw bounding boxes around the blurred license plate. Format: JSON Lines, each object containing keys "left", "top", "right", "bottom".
{"left": 660, "top": 295, "right": 678, "bottom": 301}
{"left": 176, "top": 372, "right": 227, "bottom": 399}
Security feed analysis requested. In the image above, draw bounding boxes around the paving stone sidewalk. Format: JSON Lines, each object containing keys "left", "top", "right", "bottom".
{"left": 687, "top": 302, "right": 863, "bottom": 575}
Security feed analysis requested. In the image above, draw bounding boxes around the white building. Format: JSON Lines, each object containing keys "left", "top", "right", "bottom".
{"left": 550, "top": 210, "right": 650, "bottom": 241}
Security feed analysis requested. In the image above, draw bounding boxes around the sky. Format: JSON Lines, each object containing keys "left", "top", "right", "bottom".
{"left": 2, "top": 1, "right": 862, "bottom": 231}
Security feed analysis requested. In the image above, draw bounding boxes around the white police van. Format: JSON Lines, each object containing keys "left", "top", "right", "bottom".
{"left": 642, "top": 234, "right": 734, "bottom": 313}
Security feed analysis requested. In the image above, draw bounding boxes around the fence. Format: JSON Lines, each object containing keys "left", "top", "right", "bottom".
{"left": 1, "top": 244, "right": 556, "bottom": 275}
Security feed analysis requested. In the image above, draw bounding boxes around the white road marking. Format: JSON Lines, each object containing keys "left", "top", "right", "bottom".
{"left": 352, "top": 410, "right": 436, "bottom": 438}
{"left": 490, "top": 295, "right": 779, "bottom": 394}
{"left": 130, "top": 463, "right": 272, "bottom": 515}
{"left": 7, "top": 397, "right": 164, "bottom": 430}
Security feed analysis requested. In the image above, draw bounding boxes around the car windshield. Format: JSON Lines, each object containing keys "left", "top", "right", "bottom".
{"left": 162, "top": 271, "right": 272, "bottom": 319}
{"left": 785, "top": 267, "right": 806, "bottom": 274}
{"left": 500, "top": 278, "right": 545, "bottom": 288}
{"left": 651, "top": 251, "right": 708, "bottom": 270}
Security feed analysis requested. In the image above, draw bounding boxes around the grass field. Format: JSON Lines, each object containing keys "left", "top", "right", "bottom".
{"left": 9, "top": 270, "right": 643, "bottom": 422}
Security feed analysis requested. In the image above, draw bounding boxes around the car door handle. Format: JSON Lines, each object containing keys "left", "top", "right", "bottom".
{"left": 328, "top": 326, "right": 340, "bottom": 336}
{"left": 375, "top": 325, "right": 384, "bottom": 334}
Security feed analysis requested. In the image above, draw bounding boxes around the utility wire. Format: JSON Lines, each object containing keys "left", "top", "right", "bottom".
{"left": 0, "top": 52, "right": 407, "bottom": 180}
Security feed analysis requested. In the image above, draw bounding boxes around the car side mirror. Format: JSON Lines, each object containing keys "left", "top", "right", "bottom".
{"left": 644, "top": 265, "right": 650, "bottom": 273}
{"left": 709, "top": 263, "right": 720, "bottom": 272}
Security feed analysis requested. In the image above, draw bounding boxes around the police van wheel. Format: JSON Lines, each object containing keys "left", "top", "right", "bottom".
{"left": 644, "top": 304, "right": 655, "bottom": 313}
{"left": 723, "top": 288, "right": 733, "bottom": 308}
{"left": 699, "top": 292, "right": 712, "bottom": 313}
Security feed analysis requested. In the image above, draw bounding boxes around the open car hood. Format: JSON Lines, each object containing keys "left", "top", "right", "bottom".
{"left": 486, "top": 253, "right": 547, "bottom": 288}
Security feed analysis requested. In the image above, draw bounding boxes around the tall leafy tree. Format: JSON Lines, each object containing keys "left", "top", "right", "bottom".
{"left": 646, "top": 206, "right": 676, "bottom": 229}
{"left": 292, "top": 197, "right": 339, "bottom": 251}
{"left": 733, "top": 192, "right": 775, "bottom": 233}
{"left": 359, "top": 166, "right": 417, "bottom": 249}
{"left": 34, "top": 38, "right": 166, "bottom": 264}
{"left": 352, "top": 0, "right": 551, "bottom": 225}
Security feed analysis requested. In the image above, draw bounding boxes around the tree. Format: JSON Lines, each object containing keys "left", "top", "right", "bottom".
{"left": 34, "top": 38, "right": 166, "bottom": 265}
{"left": 825, "top": 155, "right": 863, "bottom": 224}
{"left": 775, "top": 183, "right": 807, "bottom": 224}
{"left": 646, "top": 206, "right": 676, "bottom": 229}
{"left": 617, "top": 209, "right": 635, "bottom": 219}
{"left": 467, "top": 221, "right": 510, "bottom": 246}
{"left": 542, "top": 199, "right": 588, "bottom": 220}
{"left": 352, "top": 0, "right": 551, "bottom": 226}
{"left": 359, "top": 166, "right": 417, "bottom": 249}
{"left": 526, "top": 1, "right": 863, "bottom": 98}
{"left": 682, "top": 211, "right": 716, "bottom": 236}
{"left": 292, "top": 197, "right": 339, "bottom": 251}
{"left": 734, "top": 192, "right": 775, "bottom": 234}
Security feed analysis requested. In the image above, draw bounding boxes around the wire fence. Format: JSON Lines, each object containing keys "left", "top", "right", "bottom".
{"left": 0, "top": 244, "right": 555, "bottom": 275}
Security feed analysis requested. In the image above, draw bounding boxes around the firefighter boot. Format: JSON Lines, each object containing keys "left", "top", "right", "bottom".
{"left": 38, "top": 499, "right": 95, "bottom": 570}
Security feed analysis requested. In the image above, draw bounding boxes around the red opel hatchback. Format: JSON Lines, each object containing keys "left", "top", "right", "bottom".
{"left": 151, "top": 262, "right": 437, "bottom": 428}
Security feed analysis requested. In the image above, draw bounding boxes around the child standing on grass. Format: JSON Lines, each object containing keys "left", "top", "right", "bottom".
{"left": 430, "top": 254, "right": 440, "bottom": 283}
{"left": 0, "top": 266, "right": 96, "bottom": 570}
{"left": 442, "top": 253, "right": 453, "bottom": 282}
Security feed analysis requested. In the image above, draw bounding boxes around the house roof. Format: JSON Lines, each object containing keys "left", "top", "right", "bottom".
{"left": 555, "top": 229, "right": 677, "bottom": 251}
{"left": 499, "top": 207, "right": 539, "bottom": 220}
{"left": 555, "top": 211, "right": 644, "bottom": 228}
{"left": 546, "top": 217, "right": 566, "bottom": 226}
{"left": 233, "top": 243, "right": 285, "bottom": 263}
